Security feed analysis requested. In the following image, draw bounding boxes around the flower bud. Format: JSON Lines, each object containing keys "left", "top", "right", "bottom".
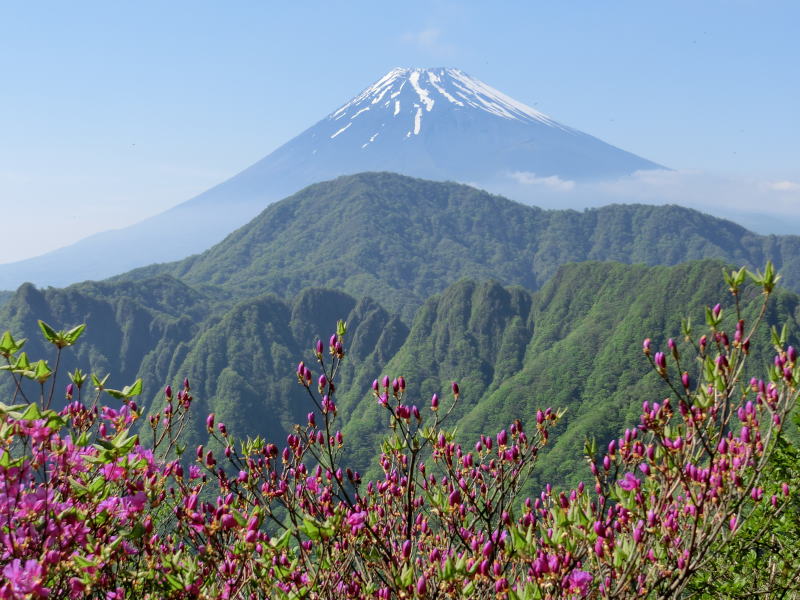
{"left": 206, "top": 413, "right": 215, "bottom": 432}
{"left": 431, "top": 393, "right": 439, "bottom": 411}
{"left": 668, "top": 338, "right": 679, "bottom": 359}
{"left": 642, "top": 338, "right": 651, "bottom": 355}
{"left": 740, "top": 426, "right": 751, "bottom": 444}
{"left": 401, "top": 540, "right": 411, "bottom": 559}
{"left": 164, "top": 385, "right": 172, "bottom": 400}
{"left": 416, "top": 576, "right": 426, "bottom": 595}
{"left": 452, "top": 382, "right": 459, "bottom": 397}
{"left": 497, "top": 429, "right": 508, "bottom": 447}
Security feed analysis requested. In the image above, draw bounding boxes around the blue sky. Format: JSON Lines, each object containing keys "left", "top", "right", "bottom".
{"left": 1, "top": 1, "right": 798, "bottom": 263}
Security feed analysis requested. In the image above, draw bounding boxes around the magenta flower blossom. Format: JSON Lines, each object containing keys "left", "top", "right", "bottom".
{"left": 618, "top": 472, "right": 641, "bottom": 491}
{"left": 1, "top": 559, "right": 51, "bottom": 599}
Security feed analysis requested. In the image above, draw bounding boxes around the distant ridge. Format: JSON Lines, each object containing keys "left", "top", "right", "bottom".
{"left": 118, "top": 172, "right": 800, "bottom": 319}
{"left": 0, "top": 68, "right": 662, "bottom": 289}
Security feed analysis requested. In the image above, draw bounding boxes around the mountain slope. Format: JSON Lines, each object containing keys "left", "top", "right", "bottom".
{"left": 219, "top": 67, "right": 661, "bottom": 191}
{"left": 0, "top": 67, "right": 662, "bottom": 289}
{"left": 2, "top": 259, "right": 798, "bottom": 488}
{"left": 0, "top": 276, "right": 210, "bottom": 397}
{"left": 120, "top": 173, "right": 800, "bottom": 320}
{"left": 341, "top": 261, "right": 800, "bottom": 489}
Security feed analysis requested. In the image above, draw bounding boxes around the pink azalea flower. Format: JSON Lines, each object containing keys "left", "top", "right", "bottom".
{"left": 1, "top": 559, "right": 51, "bottom": 599}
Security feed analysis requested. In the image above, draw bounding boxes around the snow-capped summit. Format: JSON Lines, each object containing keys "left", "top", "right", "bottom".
{"left": 234, "top": 66, "right": 661, "bottom": 187}
{"left": 0, "top": 67, "right": 663, "bottom": 289}
{"left": 327, "top": 67, "right": 566, "bottom": 142}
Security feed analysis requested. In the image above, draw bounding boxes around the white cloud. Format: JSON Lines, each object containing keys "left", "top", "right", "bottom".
{"left": 591, "top": 170, "right": 800, "bottom": 218}
{"left": 766, "top": 180, "right": 800, "bottom": 192}
{"left": 509, "top": 171, "right": 575, "bottom": 191}
{"left": 487, "top": 168, "right": 800, "bottom": 235}
{"left": 400, "top": 27, "right": 456, "bottom": 56}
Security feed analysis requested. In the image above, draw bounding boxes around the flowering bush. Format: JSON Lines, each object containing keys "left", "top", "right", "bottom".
{"left": 0, "top": 263, "right": 797, "bottom": 599}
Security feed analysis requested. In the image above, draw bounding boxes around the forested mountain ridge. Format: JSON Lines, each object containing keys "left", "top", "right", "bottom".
{"left": 117, "top": 173, "right": 800, "bottom": 320}
{"left": 3, "top": 173, "right": 800, "bottom": 487}
{"left": 341, "top": 260, "right": 800, "bottom": 488}
{"left": 2, "top": 258, "right": 798, "bottom": 487}
{"left": 0, "top": 275, "right": 209, "bottom": 392}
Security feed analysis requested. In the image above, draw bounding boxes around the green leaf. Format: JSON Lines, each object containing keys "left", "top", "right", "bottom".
{"left": 270, "top": 528, "right": 292, "bottom": 550}
{"left": 13, "top": 352, "right": 31, "bottom": 371}
{"left": 123, "top": 378, "right": 143, "bottom": 397}
{"left": 106, "top": 379, "right": 142, "bottom": 400}
{"left": 33, "top": 360, "right": 52, "bottom": 383}
{"left": 69, "top": 368, "right": 87, "bottom": 387}
{"left": 73, "top": 555, "right": 97, "bottom": 569}
{"left": 64, "top": 324, "right": 86, "bottom": 344}
{"left": 74, "top": 430, "right": 91, "bottom": 447}
{"left": 20, "top": 403, "right": 43, "bottom": 421}
{"left": 87, "top": 476, "right": 106, "bottom": 496}
{"left": 0, "top": 402, "right": 28, "bottom": 416}
{"left": 38, "top": 320, "right": 58, "bottom": 344}
{"left": 44, "top": 413, "right": 66, "bottom": 430}
{"left": 399, "top": 564, "right": 414, "bottom": 588}
{"left": 92, "top": 373, "right": 109, "bottom": 390}
{"left": 0, "top": 331, "right": 25, "bottom": 357}
{"left": 164, "top": 573, "right": 183, "bottom": 591}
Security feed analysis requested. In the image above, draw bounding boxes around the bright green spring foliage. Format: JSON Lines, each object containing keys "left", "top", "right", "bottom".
{"left": 121, "top": 173, "right": 800, "bottom": 318}
{"left": 1, "top": 262, "right": 800, "bottom": 598}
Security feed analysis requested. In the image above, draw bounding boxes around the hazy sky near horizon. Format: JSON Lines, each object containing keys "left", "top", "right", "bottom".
{"left": 1, "top": 1, "right": 798, "bottom": 264}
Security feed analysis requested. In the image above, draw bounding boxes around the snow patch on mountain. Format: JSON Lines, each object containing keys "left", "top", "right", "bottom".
{"left": 326, "top": 67, "right": 571, "bottom": 148}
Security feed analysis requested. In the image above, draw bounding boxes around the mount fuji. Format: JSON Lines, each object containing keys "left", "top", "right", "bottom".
{"left": 224, "top": 67, "right": 662, "bottom": 189}
{"left": 0, "top": 67, "right": 663, "bottom": 289}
